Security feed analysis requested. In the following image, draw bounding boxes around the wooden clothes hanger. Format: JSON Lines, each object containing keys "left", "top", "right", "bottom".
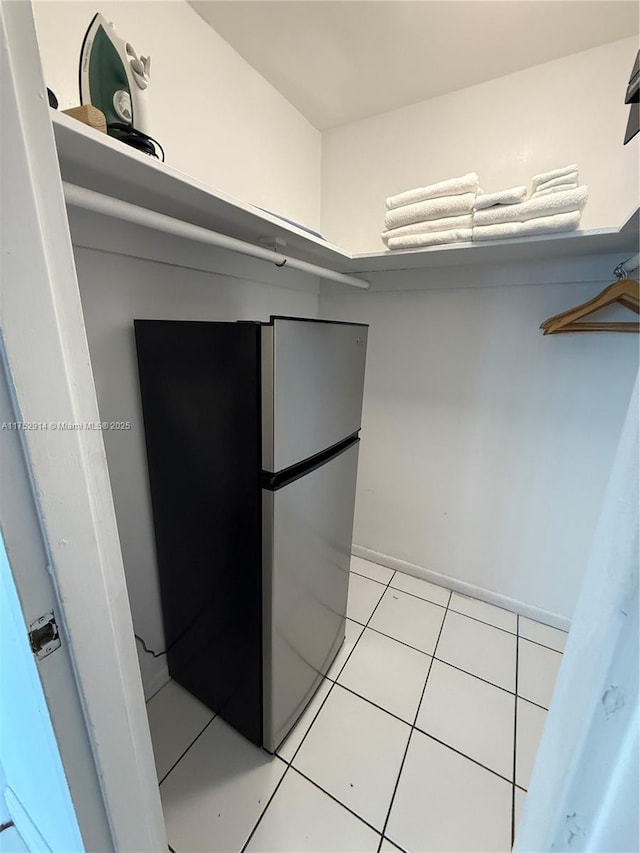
{"left": 540, "top": 277, "right": 640, "bottom": 335}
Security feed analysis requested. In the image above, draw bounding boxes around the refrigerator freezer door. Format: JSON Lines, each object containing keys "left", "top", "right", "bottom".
{"left": 262, "top": 319, "right": 368, "bottom": 473}
{"left": 262, "top": 440, "right": 359, "bottom": 752}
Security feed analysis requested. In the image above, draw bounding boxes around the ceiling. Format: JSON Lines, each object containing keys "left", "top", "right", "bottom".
{"left": 189, "top": 1, "right": 639, "bottom": 130}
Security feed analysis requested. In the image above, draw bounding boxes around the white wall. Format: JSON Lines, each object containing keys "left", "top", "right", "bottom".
{"left": 33, "top": 1, "right": 321, "bottom": 230}
{"left": 319, "top": 256, "right": 638, "bottom": 622}
{"left": 70, "top": 214, "right": 319, "bottom": 696}
{"left": 321, "top": 37, "right": 639, "bottom": 252}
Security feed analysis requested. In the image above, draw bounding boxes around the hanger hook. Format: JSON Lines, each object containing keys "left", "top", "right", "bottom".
{"left": 613, "top": 261, "right": 628, "bottom": 281}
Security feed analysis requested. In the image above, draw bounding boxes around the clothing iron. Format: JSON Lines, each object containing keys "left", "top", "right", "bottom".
{"left": 79, "top": 12, "right": 162, "bottom": 158}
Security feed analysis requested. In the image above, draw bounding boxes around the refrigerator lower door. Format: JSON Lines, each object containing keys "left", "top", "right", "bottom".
{"left": 262, "top": 440, "right": 359, "bottom": 752}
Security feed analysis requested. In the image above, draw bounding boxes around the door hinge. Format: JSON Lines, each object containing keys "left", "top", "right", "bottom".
{"left": 29, "top": 611, "right": 60, "bottom": 660}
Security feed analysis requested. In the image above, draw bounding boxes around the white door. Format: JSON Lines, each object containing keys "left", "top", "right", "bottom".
{"left": 0, "top": 530, "right": 84, "bottom": 852}
{"left": 515, "top": 376, "right": 639, "bottom": 850}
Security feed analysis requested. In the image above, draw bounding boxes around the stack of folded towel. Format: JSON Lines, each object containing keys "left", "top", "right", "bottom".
{"left": 382, "top": 173, "right": 479, "bottom": 249}
{"left": 530, "top": 164, "right": 579, "bottom": 198}
{"left": 474, "top": 185, "right": 528, "bottom": 209}
{"left": 472, "top": 166, "right": 588, "bottom": 242}
{"left": 382, "top": 165, "right": 588, "bottom": 249}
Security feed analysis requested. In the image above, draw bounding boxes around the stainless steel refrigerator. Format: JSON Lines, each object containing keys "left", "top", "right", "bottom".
{"left": 135, "top": 316, "right": 368, "bottom": 752}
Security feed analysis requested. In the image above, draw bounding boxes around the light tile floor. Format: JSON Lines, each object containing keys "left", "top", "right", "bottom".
{"left": 147, "top": 559, "right": 567, "bottom": 852}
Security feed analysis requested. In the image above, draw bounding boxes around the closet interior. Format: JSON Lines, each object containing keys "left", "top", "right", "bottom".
{"left": 5, "top": 2, "right": 639, "bottom": 851}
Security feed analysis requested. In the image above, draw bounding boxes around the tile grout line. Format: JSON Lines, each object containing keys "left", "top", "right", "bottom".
{"left": 239, "top": 762, "right": 290, "bottom": 853}
{"left": 240, "top": 567, "right": 398, "bottom": 852}
{"left": 290, "top": 765, "right": 383, "bottom": 838}
{"left": 518, "top": 634, "right": 565, "bottom": 656}
{"left": 448, "top": 607, "right": 518, "bottom": 637}
{"left": 348, "top": 570, "right": 397, "bottom": 637}
{"left": 349, "top": 620, "right": 551, "bottom": 707}
{"left": 329, "top": 677, "right": 523, "bottom": 788}
{"left": 449, "top": 608, "right": 566, "bottom": 645}
{"left": 351, "top": 585, "right": 564, "bottom": 652}
{"left": 333, "top": 624, "right": 433, "bottom": 663}
{"left": 145, "top": 677, "right": 172, "bottom": 706}
{"left": 447, "top": 609, "right": 566, "bottom": 650}
{"left": 429, "top": 657, "right": 529, "bottom": 702}
{"left": 337, "top": 667, "right": 520, "bottom": 788}
{"left": 335, "top": 682, "right": 419, "bottom": 728}
{"left": 350, "top": 569, "right": 394, "bottom": 586}
{"left": 388, "top": 587, "right": 449, "bottom": 611}
{"left": 394, "top": 588, "right": 566, "bottom": 649}
{"left": 344, "top": 568, "right": 396, "bottom": 666}
{"left": 378, "top": 582, "right": 518, "bottom": 635}
{"left": 381, "top": 836, "right": 409, "bottom": 853}
{"left": 512, "top": 615, "right": 521, "bottom": 847}
{"left": 518, "top": 694, "right": 550, "bottom": 713}
{"left": 413, "top": 729, "right": 515, "bottom": 787}
{"left": 376, "top": 588, "right": 454, "bottom": 853}
{"left": 158, "top": 712, "right": 217, "bottom": 787}
{"left": 444, "top": 614, "right": 565, "bottom": 653}
{"left": 355, "top": 571, "right": 451, "bottom": 613}
{"left": 361, "top": 566, "right": 568, "bottom": 637}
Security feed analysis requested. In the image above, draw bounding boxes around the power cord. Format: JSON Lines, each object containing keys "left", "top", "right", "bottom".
{"left": 135, "top": 633, "right": 167, "bottom": 657}
{"left": 134, "top": 604, "right": 210, "bottom": 658}
{"left": 108, "top": 122, "right": 165, "bottom": 161}
{"left": 134, "top": 591, "right": 226, "bottom": 660}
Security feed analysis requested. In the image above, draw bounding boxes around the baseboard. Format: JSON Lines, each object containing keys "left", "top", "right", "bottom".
{"left": 352, "top": 544, "right": 571, "bottom": 631}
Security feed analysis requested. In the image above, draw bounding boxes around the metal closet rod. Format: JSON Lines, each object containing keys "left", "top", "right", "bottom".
{"left": 62, "top": 182, "right": 370, "bottom": 290}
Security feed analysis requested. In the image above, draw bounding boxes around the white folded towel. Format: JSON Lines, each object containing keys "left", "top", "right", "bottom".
{"left": 385, "top": 193, "right": 476, "bottom": 229}
{"left": 388, "top": 228, "right": 473, "bottom": 250}
{"left": 534, "top": 183, "right": 578, "bottom": 197}
{"left": 534, "top": 172, "right": 578, "bottom": 192}
{"left": 531, "top": 164, "right": 578, "bottom": 189}
{"left": 473, "top": 211, "right": 581, "bottom": 242}
{"left": 474, "top": 186, "right": 528, "bottom": 210}
{"left": 386, "top": 172, "right": 479, "bottom": 210}
{"left": 473, "top": 186, "right": 588, "bottom": 226}
{"left": 381, "top": 214, "right": 473, "bottom": 245}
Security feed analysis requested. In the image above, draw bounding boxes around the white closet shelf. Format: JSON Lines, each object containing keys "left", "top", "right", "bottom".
{"left": 51, "top": 110, "right": 638, "bottom": 278}
{"left": 51, "top": 110, "right": 352, "bottom": 272}
{"left": 350, "top": 210, "right": 638, "bottom": 273}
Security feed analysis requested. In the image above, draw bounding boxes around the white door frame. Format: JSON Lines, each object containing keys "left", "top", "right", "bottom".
{"left": 1, "top": 2, "right": 165, "bottom": 850}
{"left": 0, "top": 339, "right": 113, "bottom": 851}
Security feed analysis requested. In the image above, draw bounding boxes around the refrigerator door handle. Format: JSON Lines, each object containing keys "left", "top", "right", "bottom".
{"left": 262, "top": 435, "right": 359, "bottom": 492}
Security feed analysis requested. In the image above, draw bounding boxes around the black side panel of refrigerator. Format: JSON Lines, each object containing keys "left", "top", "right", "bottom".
{"left": 134, "top": 320, "right": 262, "bottom": 745}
